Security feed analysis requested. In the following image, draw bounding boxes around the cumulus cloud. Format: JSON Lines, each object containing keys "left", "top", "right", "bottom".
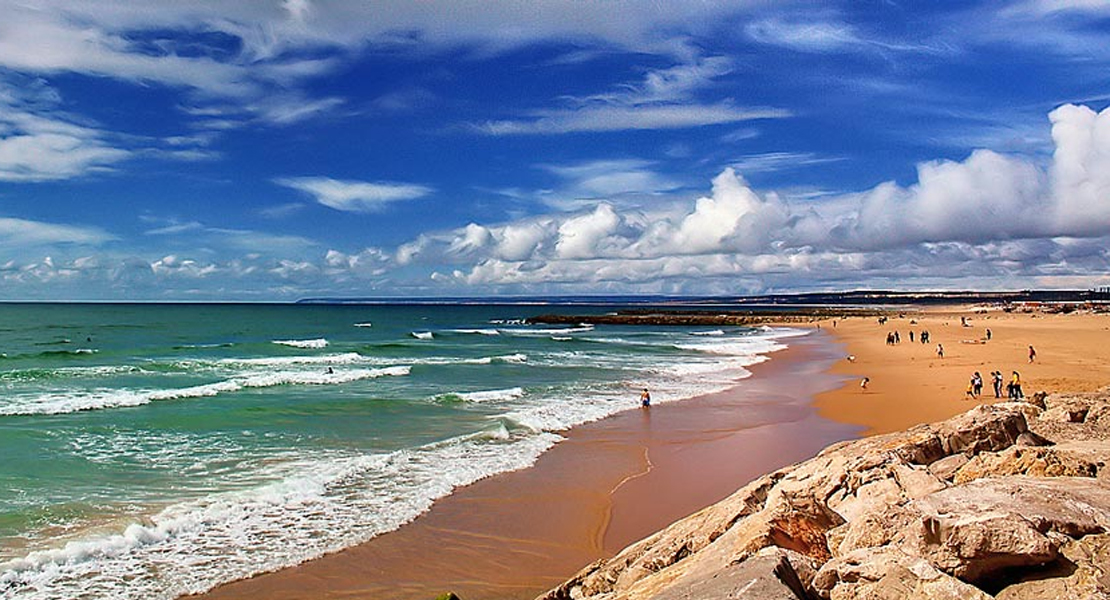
{"left": 274, "top": 176, "right": 434, "bottom": 212}
{"left": 405, "top": 104, "right": 1110, "bottom": 291}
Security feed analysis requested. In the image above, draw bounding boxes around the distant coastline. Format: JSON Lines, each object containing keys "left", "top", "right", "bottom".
{"left": 297, "top": 289, "right": 1110, "bottom": 307}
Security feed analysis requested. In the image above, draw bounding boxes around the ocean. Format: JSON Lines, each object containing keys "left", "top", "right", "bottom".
{"left": 0, "top": 303, "right": 809, "bottom": 599}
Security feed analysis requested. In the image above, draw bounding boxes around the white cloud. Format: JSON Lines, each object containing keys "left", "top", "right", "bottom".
{"left": 1048, "top": 103, "right": 1110, "bottom": 235}
{"left": 476, "top": 102, "right": 787, "bottom": 135}
{"left": 0, "top": 132, "right": 129, "bottom": 182}
{"left": 745, "top": 18, "right": 867, "bottom": 52}
{"left": 729, "top": 152, "right": 845, "bottom": 175}
{"left": 0, "top": 217, "right": 114, "bottom": 247}
{"left": 538, "top": 158, "right": 684, "bottom": 206}
{"left": 274, "top": 176, "right": 434, "bottom": 212}
{"left": 402, "top": 103, "right": 1110, "bottom": 291}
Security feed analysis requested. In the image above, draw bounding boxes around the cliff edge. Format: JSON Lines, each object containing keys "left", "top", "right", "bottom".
{"left": 539, "top": 391, "right": 1110, "bottom": 600}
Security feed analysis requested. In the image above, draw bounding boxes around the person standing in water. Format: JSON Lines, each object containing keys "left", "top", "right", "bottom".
{"left": 640, "top": 388, "right": 651, "bottom": 407}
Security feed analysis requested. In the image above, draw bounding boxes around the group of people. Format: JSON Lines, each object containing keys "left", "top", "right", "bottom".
{"left": 883, "top": 329, "right": 931, "bottom": 345}
{"left": 967, "top": 370, "right": 1024, "bottom": 399}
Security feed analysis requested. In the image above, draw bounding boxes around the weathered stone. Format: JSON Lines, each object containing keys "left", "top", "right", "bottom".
{"left": 954, "top": 445, "right": 1100, "bottom": 483}
{"left": 917, "top": 510, "right": 1058, "bottom": 583}
{"left": 1028, "top": 391, "right": 1049, "bottom": 409}
{"left": 813, "top": 547, "right": 992, "bottom": 600}
{"left": 828, "top": 504, "right": 918, "bottom": 557}
{"left": 933, "top": 404, "right": 1029, "bottom": 455}
{"left": 538, "top": 394, "right": 1110, "bottom": 600}
{"left": 994, "top": 534, "right": 1110, "bottom": 600}
{"left": 892, "top": 464, "right": 948, "bottom": 499}
{"left": 927, "top": 454, "right": 969, "bottom": 481}
{"left": 650, "top": 547, "right": 810, "bottom": 600}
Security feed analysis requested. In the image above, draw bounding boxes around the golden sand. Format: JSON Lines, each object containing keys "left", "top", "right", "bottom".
{"left": 813, "top": 307, "right": 1110, "bottom": 435}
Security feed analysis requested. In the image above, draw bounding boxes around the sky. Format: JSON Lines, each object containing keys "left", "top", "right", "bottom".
{"left": 1, "top": 0, "right": 1110, "bottom": 301}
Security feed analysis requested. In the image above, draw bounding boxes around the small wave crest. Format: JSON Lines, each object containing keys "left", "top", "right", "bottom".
{"left": 0, "top": 366, "right": 411, "bottom": 417}
{"left": 0, "top": 429, "right": 562, "bottom": 599}
{"left": 272, "top": 339, "right": 329, "bottom": 349}
{"left": 448, "top": 328, "right": 500, "bottom": 336}
{"left": 454, "top": 387, "right": 525, "bottom": 403}
{"left": 410, "top": 332, "right": 433, "bottom": 340}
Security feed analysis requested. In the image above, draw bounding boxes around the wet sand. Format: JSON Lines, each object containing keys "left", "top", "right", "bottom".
{"left": 196, "top": 331, "right": 858, "bottom": 600}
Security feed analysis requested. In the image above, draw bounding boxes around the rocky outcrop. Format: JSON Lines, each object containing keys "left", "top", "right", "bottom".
{"left": 539, "top": 390, "right": 1110, "bottom": 600}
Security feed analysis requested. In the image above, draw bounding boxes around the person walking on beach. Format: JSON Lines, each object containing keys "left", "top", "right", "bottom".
{"left": 860, "top": 377, "right": 869, "bottom": 391}
{"left": 972, "top": 372, "right": 983, "bottom": 397}
{"left": 992, "top": 371, "right": 1003, "bottom": 398}
{"left": 936, "top": 343, "right": 944, "bottom": 359}
{"left": 986, "top": 328, "right": 992, "bottom": 341}
{"left": 640, "top": 388, "right": 651, "bottom": 407}
{"left": 1011, "top": 371, "right": 1023, "bottom": 399}
{"left": 1028, "top": 345, "right": 1036, "bottom": 363}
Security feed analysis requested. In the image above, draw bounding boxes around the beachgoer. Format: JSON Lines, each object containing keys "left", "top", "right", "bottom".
{"left": 860, "top": 377, "right": 869, "bottom": 391}
{"left": 936, "top": 343, "right": 944, "bottom": 359}
{"left": 986, "top": 328, "right": 992, "bottom": 341}
{"left": 966, "top": 380, "right": 976, "bottom": 399}
{"left": 1011, "top": 371, "right": 1023, "bottom": 399}
{"left": 909, "top": 330, "right": 915, "bottom": 343}
{"left": 973, "top": 371, "right": 982, "bottom": 397}
{"left": 326, "top": 367, "right": 334, "bottom": 375}
{"left": 846, "top": 355, "right": 856, "bottom": 363}
{"left": 992, "top": 371, "right": 1003, "bottom": 398}
{"left": 640, "top": 388, "right": 651, "bottom": 407}
{"left": 1028, "top": 345, "right": 1036, "bottom": 363}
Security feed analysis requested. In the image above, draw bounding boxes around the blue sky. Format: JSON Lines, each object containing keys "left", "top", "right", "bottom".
{"left": 2, "top": 0, "right": 1109, "bottom": 300}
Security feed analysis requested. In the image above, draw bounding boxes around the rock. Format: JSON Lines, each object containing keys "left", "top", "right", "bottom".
{"left": 932, "top": 404, "right": 1030, "bottom": 455}
{"left": 994, "top": 534, "right": 1110, "bottom": 600}
{"left": 927, "top": 454, "right": 969, "bottom": 481}
{"left": 917, "top": 510, "right": 1059, "bottom": 584}
{"left": 912, "top": 477, "right": 1110, "bottom": 585}
{"left": 650, "top": 547, "right": 812, "bottom": 600}
{"left": 812, "top": 547, "right": 992, "bottom": 600}
{"left": 953, "top": 445, "right": 1100, "bottom": 483}
{"left": 538, "top": 394, "right": 1110, "bottom": 600}
{"left": 1028, "top": 391, "right": 1049, "bottom": 409}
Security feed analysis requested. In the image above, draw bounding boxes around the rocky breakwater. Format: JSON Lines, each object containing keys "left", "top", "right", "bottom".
{"left": 540, "top": 390, "right": 1110, "bottom": 599}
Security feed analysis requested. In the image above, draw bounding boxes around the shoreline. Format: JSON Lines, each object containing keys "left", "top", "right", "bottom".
{"left": 196, "top": 307, "right": 1110, "bottom": 600}
{"left": 195, "top": 329, "right": 859, "bottom": 600}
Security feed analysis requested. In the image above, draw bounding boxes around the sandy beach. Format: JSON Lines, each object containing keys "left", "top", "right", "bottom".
{"left": 196, "top": 331, "right": 858, "bottom": 600}
{"left": 195, "top": 306, "right": 1110, "bottom": 600}
{"left": 813, "top": 306, "right": 1110, "bottom": 436}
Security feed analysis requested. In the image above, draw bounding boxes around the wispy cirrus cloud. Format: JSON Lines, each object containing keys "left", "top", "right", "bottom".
{"left": 475, "top": 102, "right": 787, "bottom": 135}
{"left": 274, "top": 176, "right": 434, "bottom": 213}
{"left": 0, "top": 217, "right": 115, "bottom": 248}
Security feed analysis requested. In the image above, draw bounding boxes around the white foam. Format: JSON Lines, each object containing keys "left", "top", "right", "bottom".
{"left": 0, "top": 430, "right": 562, "bottom": 600}
{"left": 457, "top": 387, "right": 525, "bottom": 403}
{"left": 411, "top": 331, "right": 434, "bottom": 340}
{"left": 273, "top": 338, "right": 329, "bottom": 349}
{"left": 221, "top": 352, "right": 369, "bottom": 368}
{"left": 0, "top": 366, "right": 411, "bottom": 416}
{"left": 498, "top": 325, "right": 594, "bottom": 336}
{"left": 353, "top": 323, "right": 373, "bottom": 328}
{"left": 690, "top": 329, "right": 725, "bottom": 336}
{"left": 449, "top": 328, "right": 500, "bottom": 336}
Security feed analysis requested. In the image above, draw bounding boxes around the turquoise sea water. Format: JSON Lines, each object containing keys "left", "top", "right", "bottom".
{"left": 0, "top": 303, "right": 809, "bottom": 599}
